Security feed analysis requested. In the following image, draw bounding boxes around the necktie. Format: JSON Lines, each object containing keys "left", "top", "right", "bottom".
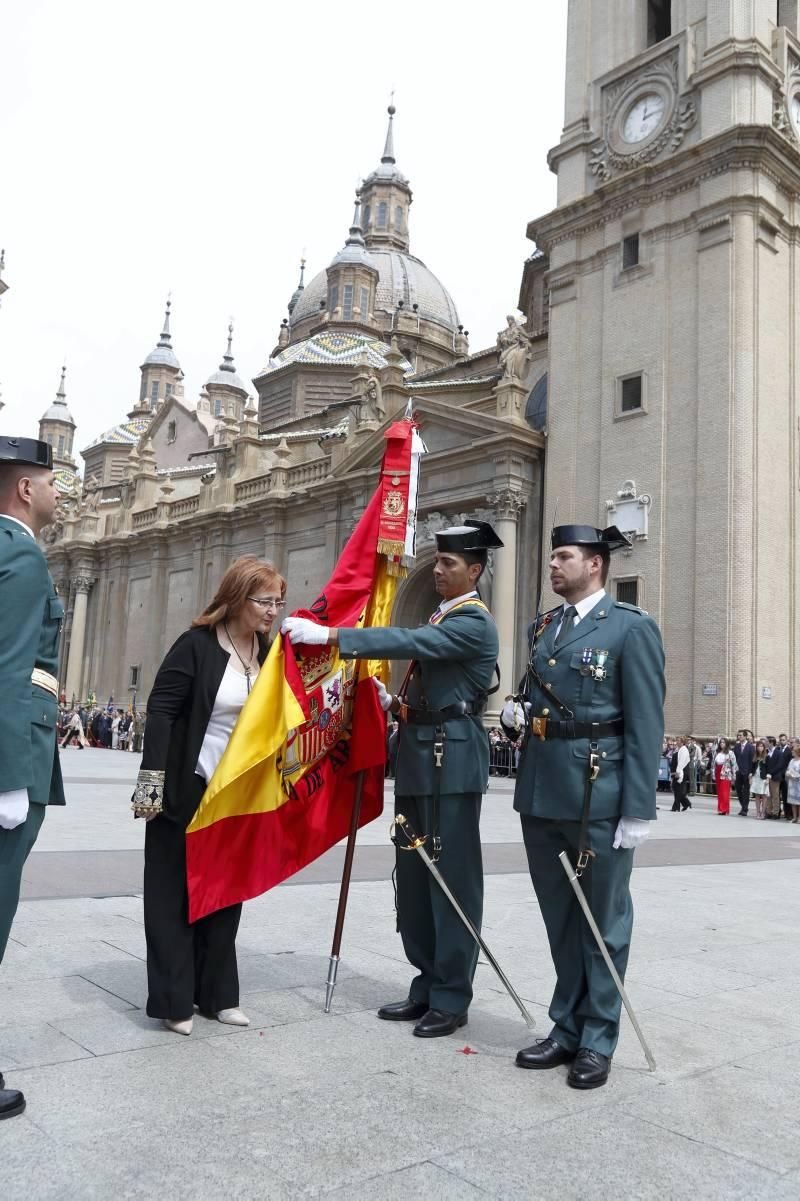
{"left": 554, "top": 605, "right": 577, "bottom": 648}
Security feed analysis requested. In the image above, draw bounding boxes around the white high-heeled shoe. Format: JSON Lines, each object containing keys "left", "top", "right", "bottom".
{"left": 164, "top": 1017, "right": 193, "bottom": 1036}
{"left": 215, "top": 1008, "right": 250, "bottom": 1026}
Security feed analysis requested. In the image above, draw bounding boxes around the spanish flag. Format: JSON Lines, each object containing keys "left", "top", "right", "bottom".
{"left": 185, "top": 420, "right": 418, "bottom": 922}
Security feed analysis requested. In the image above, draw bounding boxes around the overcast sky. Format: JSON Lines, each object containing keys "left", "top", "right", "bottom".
{"left": 1, "top": 0, "right": 568, "bottom": 455}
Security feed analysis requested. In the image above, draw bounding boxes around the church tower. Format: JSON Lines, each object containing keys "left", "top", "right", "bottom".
{"left": 530, "top": 1, "right": 800, "bottom": 733}
{"left": 39, "top": 365, "right": 77, "bottom": 472}
{"left": 133, "top": 298, "right": 184, "bottom": 416}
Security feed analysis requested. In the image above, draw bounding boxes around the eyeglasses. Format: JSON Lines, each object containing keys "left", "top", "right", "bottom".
{"left": 248, "top": 596, "right": 286, "bottom": 611}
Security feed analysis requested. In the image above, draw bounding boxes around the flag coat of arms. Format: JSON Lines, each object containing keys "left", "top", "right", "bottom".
{"left": 185, "top": 418, "right": 422, "bottom": 921}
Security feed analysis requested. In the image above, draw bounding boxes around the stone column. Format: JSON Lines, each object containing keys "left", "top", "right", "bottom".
{"left": 486, "top": 489, "right": 526, "bottom": 713}
{"left": 64, "top": 576, "right": 93, "bottom": 702}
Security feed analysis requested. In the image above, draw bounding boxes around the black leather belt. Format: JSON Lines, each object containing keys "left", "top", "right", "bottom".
{"left": 401, "top": 699, "right": 486, "bottom": 725}
{"left": 531, "top": 717, "right": 624, "bottom": 740}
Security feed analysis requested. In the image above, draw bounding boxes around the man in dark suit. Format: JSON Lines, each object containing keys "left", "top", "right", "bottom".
{"left": 779, "top": 734, "right": 793, "bottom": 819}
{"left": 0, "top": 437, "right": 63, "bottom": 1121}
{"left": 283, "top": 521, "right": 502, "bottom": 1038}
{"left": 734, "top": 730, "right": 755, "bottom": 816}
{"left": 766, "top": 737, "right": 785, "bottom": 819}
{"left": 502, "top": 524, "right": 665, "bottom": 1090}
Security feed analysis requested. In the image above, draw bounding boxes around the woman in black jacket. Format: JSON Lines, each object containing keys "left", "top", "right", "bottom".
{"left": 131, "top": 555, "right": 286, "bottom": 1035}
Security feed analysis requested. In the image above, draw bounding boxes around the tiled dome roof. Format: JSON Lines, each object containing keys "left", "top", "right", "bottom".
{"left": 257, "top": 330, "right": 412, "bottom": 377}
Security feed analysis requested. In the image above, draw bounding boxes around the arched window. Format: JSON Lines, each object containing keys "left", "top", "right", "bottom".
{"left": 165, "top": 382, "right": 173, "bottom": 397}
{"left": 214, "top": 398, "right": 222, "bottom": 417}
{"left": 377, "top": 202, "right": 387, "bottom": 228}
{"left": 57, "top": 434, "right": 65, "bottom": 455}
{"left": 150, "top": 380, "right": 159, "bottom": 409}
{"left": 328, "top": 284, "right": 339, "bottom": 314}
{"left": 395, "top": 206, "right": 403, "bottom": 232}
{"left": 363, "top": 204, "right": 371, "bottom": 228}
{"left": 167, "top": 420, "right": 177, "bottom": 444}
{"left": 359, "top": 286, "right": 369, "bottom": 319}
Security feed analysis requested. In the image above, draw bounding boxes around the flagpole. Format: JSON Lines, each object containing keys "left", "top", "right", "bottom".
{"left": 324, "top": 770, "right": 366, "bottom": 1013}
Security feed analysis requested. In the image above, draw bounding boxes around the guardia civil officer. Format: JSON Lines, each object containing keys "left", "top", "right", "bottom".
{"left": 282, "top": 522, "right": 501, "bottom": 1038}
{"left": 0, "top": 437, "right": 64, "bottom": 1120}
{"left": 502, "top": 525, "right": 665, "bottom": 1089}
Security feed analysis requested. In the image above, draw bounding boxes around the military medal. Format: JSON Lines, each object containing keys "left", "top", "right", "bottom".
{"left": 591, "top": 650, "right": 609, "bottom": 681}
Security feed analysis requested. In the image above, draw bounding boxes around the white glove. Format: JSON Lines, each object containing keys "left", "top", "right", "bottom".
{"left": 613, "top": 816, "right": 651, "bottom": 850}
{"left": 0, "top": 789, "right": 29, "bottom": 831}
{"left": 371, "top": 677, "right": 393, "bottom": 712}
{"left": 280, "top": 616, "right": 330, "bottom": 646}
{"left": 500, "top": 699, "right": 528, "bottom": 731}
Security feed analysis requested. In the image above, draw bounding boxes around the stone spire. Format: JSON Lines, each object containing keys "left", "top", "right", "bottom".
{"left": 288, "top": 258, "right": 306, "bottom": 316}
{"left": 0, "top": 248, "right": 6, "bottom": 305}
{"left": 382, "top": 101, "right": 396, "bottom": 165}
{"left": 360, "top": 102, "right": 412, "bottom": 252}
{"left": 39, "top": 363, "right": 77, "bottom": 469}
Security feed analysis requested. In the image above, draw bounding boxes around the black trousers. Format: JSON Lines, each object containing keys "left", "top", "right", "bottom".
{"left": 735, "top": 772, "right": 750, "bottom": 814}
{"left": 143, "top": 780, "right": 242, "bottom": 1020}
{"left": 671, "top": 779, "right": 690, "bottom": 811}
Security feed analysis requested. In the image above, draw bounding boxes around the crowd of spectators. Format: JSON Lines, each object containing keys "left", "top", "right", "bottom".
{"left": 57, "top": 706, "right": 146, "bottom": 753}
{"left": 662, "top": 730, "right": 800, "bottom": 821}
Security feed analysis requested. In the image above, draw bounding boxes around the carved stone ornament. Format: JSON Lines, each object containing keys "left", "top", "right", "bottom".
{"left": 71, "top": 575, "right": 94, "bottom": 594}
{"left": 590, "top": 47, "right": 697, "bottom": 182}
{"left": 416, "top": 508, "right": 495, "bottom": 545}
{"left": 774, "top": 56, "right": 800, "bottom": 146}
{"left": 605, "top": 481, "right": 652, "bottom": 547}
{"left": 486, "top": 488, "right": 527, "bottom": 521}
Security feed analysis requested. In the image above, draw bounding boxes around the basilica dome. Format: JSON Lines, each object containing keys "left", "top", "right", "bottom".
{"left": 289, "top": 249, "right": 459, "bottom": 337}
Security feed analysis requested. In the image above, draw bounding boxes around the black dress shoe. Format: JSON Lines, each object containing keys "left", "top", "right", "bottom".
{"left": 567, "top": 1048, "right": 611, "bottom": 1090}
{"left": 516, "top": 1037, "right": 576, "bottom": 1069}
{"left": 412, "top": 1008, "right": 467, "bottom": 1038}
{"left": 0, "top": 1076, "right": 25, "bottom": 1120}
{"left": 377, "top": 998, "right": 429, "bottom": 1022}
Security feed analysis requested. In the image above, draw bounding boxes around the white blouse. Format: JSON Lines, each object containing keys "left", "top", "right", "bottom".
{"left": 195, "top": 660, "right": 258, "bottom": 783}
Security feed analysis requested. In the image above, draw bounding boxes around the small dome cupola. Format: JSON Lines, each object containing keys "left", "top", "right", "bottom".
{"left": 137, "top": 297, "right": 183, "bottom": 413}
{"left": 325, "top": 193, "right": 379, "bottom": 327}
{"left": 205, "top": 321, "right": 249, "bottom": 420}
{"left": 39, "top": 364, "right": 77, "bottom": 468}
{"left": 360, "top": 103, "right": 412, "bottom": 253}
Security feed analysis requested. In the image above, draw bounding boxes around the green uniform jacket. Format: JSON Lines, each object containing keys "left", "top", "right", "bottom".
{"left": 0, "top": 517, "right": 65, "bottom": 805}
{"left": 338, "top": 602, "right": 499, "bottom": 796}
{"left": 510, "top": 594, "right": 665, "bottom": 822}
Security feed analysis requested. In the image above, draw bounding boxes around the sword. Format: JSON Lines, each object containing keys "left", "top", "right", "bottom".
{"left": 391, "top": 813, "right": 536, "bottom": 1030}
{"left": 557, "top": 851, "right": 656, "bottom": 1071}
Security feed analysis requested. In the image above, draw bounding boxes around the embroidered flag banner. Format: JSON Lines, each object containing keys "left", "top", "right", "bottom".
{"left": 185, "top": 418, "right": 421, "bottom": 921}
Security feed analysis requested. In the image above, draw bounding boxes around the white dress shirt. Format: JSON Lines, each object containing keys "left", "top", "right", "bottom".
{"left": 552, "top": 589, "right": 605, "bottom": 641}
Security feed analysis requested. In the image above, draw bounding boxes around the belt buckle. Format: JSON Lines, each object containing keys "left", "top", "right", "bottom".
{"left": 531, "top": 716, "right": 548, "bottom": 741}
{"left": 433, "top": 739, "right": 444, "bottom": 768}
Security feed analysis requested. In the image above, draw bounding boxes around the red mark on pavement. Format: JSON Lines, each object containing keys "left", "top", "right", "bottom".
{"left": 458, "top": 1045, "right": 478, "bottom": 1055}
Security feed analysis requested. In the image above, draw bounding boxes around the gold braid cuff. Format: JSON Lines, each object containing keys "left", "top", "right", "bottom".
{"left": 131, "top": 769, "right": 165, "bottom": 818}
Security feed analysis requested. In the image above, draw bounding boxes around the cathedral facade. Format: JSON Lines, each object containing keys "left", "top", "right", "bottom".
{"left": 39, "top": 109, "right": 546, "bottom": 711}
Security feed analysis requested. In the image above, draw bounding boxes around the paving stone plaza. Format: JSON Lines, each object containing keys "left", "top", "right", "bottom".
{"left": 0, "top": 749, "right": 797, "bottom": 1199}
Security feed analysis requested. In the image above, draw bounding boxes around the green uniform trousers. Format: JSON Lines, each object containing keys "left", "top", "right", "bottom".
{"left": 396, "top": 792, "right": 483, "bottom": 1016}
{"left": 521, "top": 815, "right": 634, "bottom": 1057}
{"left": 0, "top": 802, "right": 46, "bottom": 962}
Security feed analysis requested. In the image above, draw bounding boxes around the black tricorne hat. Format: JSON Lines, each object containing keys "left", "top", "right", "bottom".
{"left": 0, "top": 437, "right": 53, "bottom": 471}
{"left": 435, "top": 520, "right": 504, "bottom": 554}
{"left": 551, "top": 524, "right": 631, "bottom": 553}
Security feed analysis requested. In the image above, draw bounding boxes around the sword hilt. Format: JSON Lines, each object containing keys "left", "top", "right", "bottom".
{"left": 390, "top": 813, "right": 427, "bottom": 851}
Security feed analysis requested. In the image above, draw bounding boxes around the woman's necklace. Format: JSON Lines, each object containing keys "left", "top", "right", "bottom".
{"left": 224, "top": 622, "right": 257, "bottom": 694}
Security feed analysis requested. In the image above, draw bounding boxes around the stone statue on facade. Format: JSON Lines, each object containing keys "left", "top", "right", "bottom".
{"left": 496, "top": 315, "right": 533, "bottom": 382}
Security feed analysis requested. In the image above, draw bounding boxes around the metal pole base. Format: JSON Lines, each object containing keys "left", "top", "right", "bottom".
{"left": 324, "top": 954, "right": 340, "bottom": 1014}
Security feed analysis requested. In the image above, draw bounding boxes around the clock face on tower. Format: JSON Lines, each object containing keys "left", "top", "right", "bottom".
{"left": 621, "top": 92, "right": 668, "bottom": 143}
